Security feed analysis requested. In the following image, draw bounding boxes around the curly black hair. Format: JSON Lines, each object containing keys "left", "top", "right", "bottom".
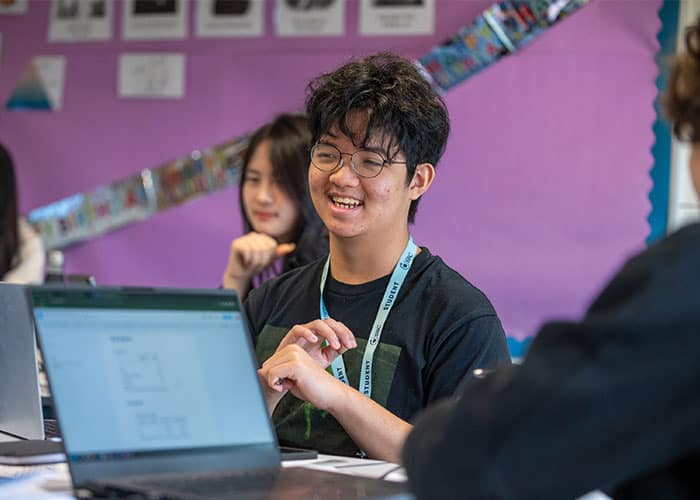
{"left": 666, "top": 16, "right": 700, "bottom": 142}
{"left": 305, "top": 53, "right": 450, "bottom": 223}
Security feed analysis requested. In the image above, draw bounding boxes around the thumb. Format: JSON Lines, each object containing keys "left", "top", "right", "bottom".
{"left": 275, "top": 242, "right": 296, "bottom": 257}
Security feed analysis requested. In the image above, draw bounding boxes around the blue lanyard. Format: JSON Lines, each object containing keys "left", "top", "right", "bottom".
{"left": 319, "top": 237, "right": 418, "bottom": 397}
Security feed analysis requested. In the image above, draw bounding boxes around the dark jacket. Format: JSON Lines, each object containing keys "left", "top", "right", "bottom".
{"left": 403, "top": 223, "right": 700, "bottom": 500}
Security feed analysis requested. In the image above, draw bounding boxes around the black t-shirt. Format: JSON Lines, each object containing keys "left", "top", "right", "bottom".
{"left": 244, "top": 247, "right": 511, "bottom": 456}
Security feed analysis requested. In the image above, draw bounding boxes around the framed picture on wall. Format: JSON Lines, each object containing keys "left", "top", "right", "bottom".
{"left": 0, "top": 0, "right": 28, "bottom": 15}
{"left": 122, "top": 0, "right": 187, "bottom": 40}
{"left": 359, "top": 0, "right": 434, "bottom": 35}
{"left": 195, "top": 0, "right": 264, "bottom": 37}
{"left": 48, "top": 0, "right": 113, "bottom": 42}
{"left": 275, "top": 0, "right": 345, "bottom": 37}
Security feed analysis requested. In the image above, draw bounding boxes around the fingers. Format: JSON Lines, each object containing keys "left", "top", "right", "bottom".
{"left": 227, "top": 232, "right": 283, "bottom": 278}
{"left": 322, "top": 319, "right": 357, "bottom": 351}
{"left": 275, "top": 242, "right": 296, "bottom": 257}
{"left": 281, "top": 325, "right": 319, "bottom": 348}
{"left": 291, "top": 319, "right": 356, "bottom": 351}
{"left": 259, "top": 346, "right": 339, "bottom": 410}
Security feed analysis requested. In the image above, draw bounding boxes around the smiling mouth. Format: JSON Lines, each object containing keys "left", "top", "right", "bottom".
{"left": 330, "top": 196, "right": 363, "bottom": 209}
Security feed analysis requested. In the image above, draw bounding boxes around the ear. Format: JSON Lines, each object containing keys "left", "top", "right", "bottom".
{"left": 408, "top": 163, "right": 435, "bottom": 201}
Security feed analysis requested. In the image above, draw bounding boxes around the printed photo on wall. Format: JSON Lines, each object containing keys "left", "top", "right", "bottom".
{"left": 49, "top": 0, "right": 113, "bottom": 42}
{"left": 195, "top": 0, "right": 264, "bottom": 37}
{"left": 0, "top": 0, "right": 28, "bottom": 15}
{"left": 275, "top": 0, "right": 344, "bottom": 37}
{"left": 359, "top": 0, "right": 433, "bottom": 35}
{"left": 118, "top": 53, "right": 186, "bottom": 99}
{"left": 6, "top": 56, "right": 66, "bottom": 111}
{"left": 122, "top": 0, "right": 187, "bottom": 40}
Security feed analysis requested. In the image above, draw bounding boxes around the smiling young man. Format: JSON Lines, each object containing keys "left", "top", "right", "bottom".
{"left": 244, "top": 53, "right": 510, "bottom": 463}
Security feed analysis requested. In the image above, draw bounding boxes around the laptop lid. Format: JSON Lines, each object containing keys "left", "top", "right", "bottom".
{"left": 0, "top": 283, "right": 44, "bottom": 441}
{"left": 29, "top": 286, "right": 279, "bottom": 488}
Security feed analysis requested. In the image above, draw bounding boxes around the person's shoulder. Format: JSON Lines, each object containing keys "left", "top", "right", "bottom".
{"left": 623, "top": 222, "right": 700, "bottom": 275}
{"left": 411, "top": 247, "right": 497, "bottom": 318}
{"left": 248, "top": 256, "right": 326, "bottom": 303}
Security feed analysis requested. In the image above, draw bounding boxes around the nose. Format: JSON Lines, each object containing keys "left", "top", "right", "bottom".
{"left": 329, "top": 153, "right": 360, "bottom": 186}
{"left": 256, "top": 179, "right": 275, "bottom": 203}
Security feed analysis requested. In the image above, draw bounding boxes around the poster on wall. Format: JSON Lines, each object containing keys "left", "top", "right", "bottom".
{"left": 275, "top": 0, "right": 344, "bottom": 37}
{"left": 48, "top": 0, "right": 113, "bottom": 42}
{"left": 6, "top": 56, "right": 66, "bottom": 111}
{"left": 118, "top": 53, "right": 185, "bottom": 98}
{"left": 196, "top": 0, "right": 264, "bottom": 37}
{"left": 359, "top": 0, "right": 433, "bottom": 36}
{"left": 122, "top": 0, "right": 187, "bottom": 40}
{"left": 0, "top": 0, "right": 28, "bottom": 15}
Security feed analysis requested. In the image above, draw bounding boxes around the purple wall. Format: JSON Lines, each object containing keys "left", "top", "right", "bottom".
{"left": 0, "top": 0, "right": 661, "bottom": 339}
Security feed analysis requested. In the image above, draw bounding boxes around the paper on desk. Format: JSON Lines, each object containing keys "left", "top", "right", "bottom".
{"left": 284, "top": 454, "right": 406, "bottom": 481}
{"left": 0, "top": 466, "right": 72, "bottom": 499}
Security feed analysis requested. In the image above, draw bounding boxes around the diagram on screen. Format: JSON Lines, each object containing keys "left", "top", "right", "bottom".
{"left": 136, "top": 412, "right": 190, "bottom": 441}
{"left": 118, "top": 351, "right": 167, "bottom": 391}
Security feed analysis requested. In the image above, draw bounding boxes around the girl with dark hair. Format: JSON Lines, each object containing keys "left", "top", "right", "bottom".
{"left": 222, "top": 114, "right": 327, "bottom": 300}
{"left": 0, "top": 143, "right": 45, "bottom": 283}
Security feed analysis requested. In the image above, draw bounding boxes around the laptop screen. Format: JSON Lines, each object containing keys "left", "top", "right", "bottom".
{"left": 30, "top": 288, "right": 276, "bottom": 461}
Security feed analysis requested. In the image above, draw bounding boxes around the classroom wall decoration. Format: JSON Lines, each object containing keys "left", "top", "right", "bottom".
{"left": 5, "top": 56, "right": 66, "bottom": 111}
{"left": 25, "top": 0, "right": 591, "bottom": 250}
{"left": 0, "top": 0, "right": 662, "bottom": 343}
{"left": 28, "top": 138, "right": 248, "bottom": 250}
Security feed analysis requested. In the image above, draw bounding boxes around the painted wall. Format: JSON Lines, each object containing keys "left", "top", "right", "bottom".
{"left": 0, "top": 0, "right": 661, "bottom": 340}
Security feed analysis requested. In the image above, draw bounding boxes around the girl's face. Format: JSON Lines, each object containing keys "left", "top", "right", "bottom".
{"left": 241, "top": 140, "right": 300, "bottom": 243}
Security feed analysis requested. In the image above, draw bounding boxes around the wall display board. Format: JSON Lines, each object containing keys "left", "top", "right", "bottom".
{"left": 0, "top": 0, "right": 28, "bottom": 15}
{"left": 48, "top": 0, "right": 114, "bottom": 42}
{"left": 0, "top": 0, "right": 662, "bottom": 345}
{"left": 118, "top": 53, "right": 186, "bottom": 99}
{"left": 122, "top": 0, "right": 188, "bottom": 40}
{"left": 275, "top": 0, "right": 345, "bottom": 36}
{"left": 5, "top": 56, "right": 66, "bottom": 111}
{"left": 196, "top": 0, "right": 265, "bottom": 37}
{"left": 359, "top": 0, "right": 435, "bottom": 36}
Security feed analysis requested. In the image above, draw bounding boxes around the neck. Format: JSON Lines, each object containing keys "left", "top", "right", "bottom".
{"left": 328, "top": 229, "right": 412, "bottom": 285}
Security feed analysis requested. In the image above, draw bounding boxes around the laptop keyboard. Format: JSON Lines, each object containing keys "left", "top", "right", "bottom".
{"left": 43, "top": 419, "right": 60, "bottom": 439}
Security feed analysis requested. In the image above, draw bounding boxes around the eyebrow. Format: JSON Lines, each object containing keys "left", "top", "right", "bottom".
{"left": 318, "top": 136, "right": 390, "bottom": 157}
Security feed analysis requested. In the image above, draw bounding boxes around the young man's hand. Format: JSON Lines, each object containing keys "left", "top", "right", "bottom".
{"left": 258, "top": 345, "right": 349, "bottom": 412}
{"left": 221, "top": 232, "right": 295, "bottom": 297}
{"left": 277, "top": 319, "right": 356, "bottom": 367}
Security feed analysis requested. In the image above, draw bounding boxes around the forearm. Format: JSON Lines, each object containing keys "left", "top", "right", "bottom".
{"left": 222, "top": 273, "right": 250, "bottom": 299}
{"left": 328, "top": 382, "right": 412, "bottom": 463}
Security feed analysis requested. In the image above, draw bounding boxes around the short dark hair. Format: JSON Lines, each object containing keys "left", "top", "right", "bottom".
{"left": 305, "top": 53, "right": 450, "bottom": 223}
{"left": 666, "top": 16, "right": 700, "bottom": 142}
{"left": 0, "top": 143, "right": 19, "bottom": 278}
{"left": 239, "top": 113, "right": 327, "bottom": 273}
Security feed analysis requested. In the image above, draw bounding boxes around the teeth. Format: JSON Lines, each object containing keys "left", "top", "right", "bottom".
{"left": 331, "top": 196, "right": 362, "bottom": 209}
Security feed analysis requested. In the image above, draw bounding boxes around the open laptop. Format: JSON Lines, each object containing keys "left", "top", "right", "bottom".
{"left": 0, "top": 283, "right": 55, "bottom": 442}
{"left": 29, "top": 286, "right": 411, "bottom": 499}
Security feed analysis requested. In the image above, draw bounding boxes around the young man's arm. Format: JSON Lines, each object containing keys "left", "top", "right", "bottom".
{"left": 258, "top": 344, "right": 411, "bottom": 463}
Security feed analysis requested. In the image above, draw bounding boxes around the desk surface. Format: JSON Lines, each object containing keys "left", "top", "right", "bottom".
{"left": 0, "top": 454, "right": 407, "bottom": 499}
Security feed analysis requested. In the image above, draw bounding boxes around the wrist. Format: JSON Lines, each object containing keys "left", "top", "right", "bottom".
{"left": 324, "top": 376, "right": 354, "bottom": 415}
{"left": 222, "top": 272, "right": 249, "bottom": 295}
{"left": 265, "top": 387, "right": 287, "bottom": 416}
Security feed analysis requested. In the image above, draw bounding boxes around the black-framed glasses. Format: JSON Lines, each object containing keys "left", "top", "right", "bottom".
{"left": 310, "top": 142, "right": 406, "bottom": 179}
